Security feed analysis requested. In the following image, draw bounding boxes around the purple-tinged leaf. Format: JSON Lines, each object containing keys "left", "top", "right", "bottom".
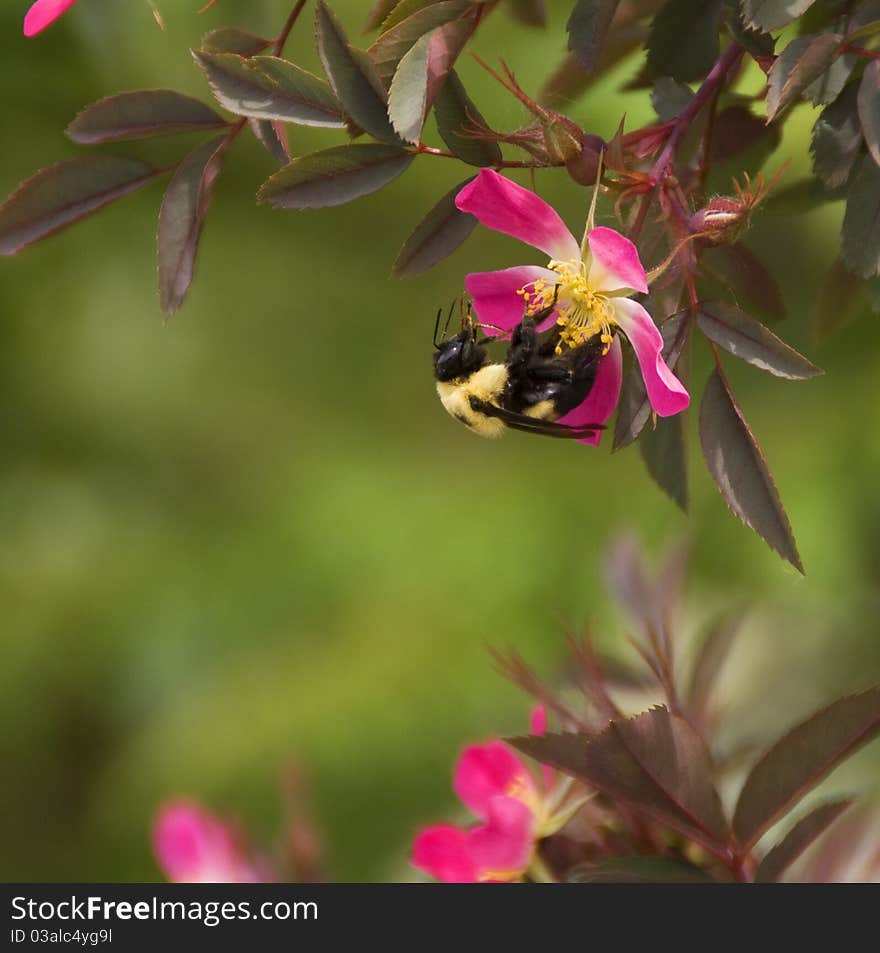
{"left": 569, "top": 856, "right": 714, "bottom": 883}
{"left": 387, "top": 18, "right": 470, "bottom": 143}
{"left": 857, "top": 60, "right": 880, "bottom": 167}
{"left": 803, "top": 49, "right": 856, "bottom": 107}
{"left": 368, "top": 0, "right": 472, "bottom": 85}
{"left": 812, "top": 81, "right": 863, "bottom": 190}
{"left": 392, "top": 177, "right": 476, "bottom": 277}
{"left": 201, "top": 27, "right": 272, "bottom": 56}
{"left": 512, "top": 707, "right": 730, "bottom": 845}
{"left": 503, "top": 0, "right": 546, "bottom": 27}
{"left": 701, "top": 243, "right": 786, "bottom": 323}
{"left": 613, "top": 310, "right": 690, "bottom": 450}
{"left": 157, "top": 136, "right": 225, "bottom": 315}
{"left": 0, "top": 155, "right": 160, "bottom": 256}
{"left": 734, "top": 687, "right": 880, "bottom": 849}
{"left": 842, "top": 155, "right": 880, "bottom": 278}
{"left": 813, "top": 257, "right": 866, "bottom": 343}
{"left": 566, "top": 0, "right": 622, "bottom": 71}
{"left": 249, "top": 119, "right": 290, "bottom": 164}
{"left": 316, "top": 1, "right": 402, "bottom": 143}
{"left": 699, "top": 367, "right": 802, "bottom": 572}
{"left": 364, "top": 0, "right": 401, "bottom": 32}
{"left": 686, "top": 610, "right": 745, "bottom": 721}
{"left": 711, "top": 106, "right": 779, "bottom": 162}
{"left": 640, "top": 411, "right": 688, "bottom": 512}
{"left": 604, "top": 532, "right": 653, "bottom": 624}
{"left": 766, "top": 34, "right": 842, "bottom": 122}
{"left": 435, "top": 70, "right": 502, "bottom": 167}
{"left": 66, "top": 90, "right": 227, "bottom": 144}
{"left": 192, "top": 51, "right": 346, "bottom": 128}
{"left": 258, "top": 143, "right": 413, "bottom": 209}
{"left": 696, "top": 301, "right": 821, "bottom": 379}
{"left": 741, "top": 0, "right": 817, "bottom": 32}
{"left": 755, "top": 799, "right": 854, "bottom": 883}
{"left": 380, "top": 0, "right": 472, "bottom": 33}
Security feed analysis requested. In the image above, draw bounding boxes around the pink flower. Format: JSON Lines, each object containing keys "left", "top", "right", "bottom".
{"left": 152, "top": 800, "right": 269, "bottom": 883}
{"left": 23, "top": 0, "right": 78, "bottom": 36}
{"left": 456, "top": 169, "right": 689, "bottom": 440}
{"left": 411, "top": 707, "right": 582, "bottom": 883}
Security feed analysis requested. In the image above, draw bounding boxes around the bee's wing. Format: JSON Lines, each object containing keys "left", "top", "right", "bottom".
{"left": 473, "top": 399, "right": 604, "bottom": 440}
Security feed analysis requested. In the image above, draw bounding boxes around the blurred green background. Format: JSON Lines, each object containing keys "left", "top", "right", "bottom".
{"left": 0, "top": 1, "right": 878, "bottom": 882}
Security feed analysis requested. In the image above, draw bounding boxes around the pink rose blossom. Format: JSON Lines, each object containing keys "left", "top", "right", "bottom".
{"left": 23, "top": 0, "right": 78, "bottom": 36}
{"left": 455, "top": 169, "right": 689, "bottom": 441}
{"left": 411, "top": 707, "right": 584, "bottom": 883}
{"left": 152, "top": 800, "right": 270, "bottom": 883}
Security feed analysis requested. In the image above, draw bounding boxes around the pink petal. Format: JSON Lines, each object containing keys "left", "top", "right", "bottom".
{"left": 611, "top": 299, "right": 690, "bottom": 417}
{"left": 456, "top": 169, "right": 580, "bottom": 261}
{"left": 24, "top": 0, "right": 78, "bottom": 36}
{"left": 465, "top": 266, "right": 559, "bottom": 335}
{"left": 454, "top": 741, "right": 535, "bottom": 820}
{"left": 529, "top": 705, "right": 547, "bottom": 736}
{"left": 152, "top": 800, "right": 258, "bottom": 883}
{"left": 467, "top": 796, "right": 536, "bottom": 881}
{"left": 587, "top": 227, "right": 649, "bottom": 294}
{"left": 556, "top": 336, "right": 623, "bottom": 446}
{"left": 411, "top": 825, "right": 479, "bottom": 883}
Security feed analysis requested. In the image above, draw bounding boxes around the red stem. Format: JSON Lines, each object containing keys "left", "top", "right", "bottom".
{"left": 630, "top": 45, "right": 744, "bottom": 242}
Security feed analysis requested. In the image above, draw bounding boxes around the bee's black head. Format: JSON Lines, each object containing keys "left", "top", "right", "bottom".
{"left": 433, "top": 327, "right": 487, "bottom": 382}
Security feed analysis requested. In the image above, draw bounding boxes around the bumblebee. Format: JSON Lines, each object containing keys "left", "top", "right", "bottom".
{"left": 433, "top": 301, "right": 605, "bottom": 440}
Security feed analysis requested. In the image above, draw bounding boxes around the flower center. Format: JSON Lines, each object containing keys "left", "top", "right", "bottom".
{"left": 517, "top": 258, "right": 614, "bottom": 355}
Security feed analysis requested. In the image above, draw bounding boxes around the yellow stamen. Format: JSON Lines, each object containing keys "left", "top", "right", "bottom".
{"left": 520, "top": 257, "right": 615, "bottom": 355}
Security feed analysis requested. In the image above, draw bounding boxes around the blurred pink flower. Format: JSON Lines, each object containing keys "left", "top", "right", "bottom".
{"left": 411, "top": 707, "right": 581, "bottom": 883}
{"left": 456, "top": 169, "right": 689, "bottom": 438}
{"left": 153, "top": 800, "right": 270, "bottom": 883}
{"left": 23, "top": 0, "right": 78, "bottom": 36}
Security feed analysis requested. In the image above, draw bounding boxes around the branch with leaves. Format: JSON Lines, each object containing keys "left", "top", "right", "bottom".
{"left": 3, "top": 0, "right": 880, "bottom": 566}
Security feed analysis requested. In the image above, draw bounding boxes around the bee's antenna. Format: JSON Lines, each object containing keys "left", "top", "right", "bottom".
{"left": 433, "top": 307, "right": 443, "bottom": 349}
{"left": 444, "top": 299, "right": 456, "bottom": 337}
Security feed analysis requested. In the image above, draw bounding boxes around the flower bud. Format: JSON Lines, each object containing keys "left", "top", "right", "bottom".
{"left": 566, "top": 134, "right": 606, "bottom": 186}
{"left": 690, "top": 195, "right": 752, "bottom": 245}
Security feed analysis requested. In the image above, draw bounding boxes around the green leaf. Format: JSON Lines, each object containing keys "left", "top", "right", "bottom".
{"left": 701, "top": 244, "right": 786, "bottom": 323}
{"left": 733, "top": 687, "right": 880, "bottom": 849}
{"left": 686, "top": 610, "right": 745, "bottom": 720}
{"left": 696, "top": 301, "right": 821, "bottom": 379}
{"left": 392, "top": 177, "right": 476, "bottom": 277}
{"left": 651, "top": 76, "right": 694, "bottom": 122}
{"left": 569, "top": 856, "right": 714, "bottom": 883}
{"left": 364, "top": 0, "right": 401, "bottom": 32}
{"left": 699, "top": 367, "right": 802, "bottom": 571}
{"left": 857, "top": 60, "right": 880, "bottom": 167}
{"left": 566, "top": 0, "right": 622, "bottom": 71}
{"left": 755, "top": 799, "right": 854, "bottom": 883}
{"left": 258, "top": 142, "right": 413, "bottom": 209}
{"left": 811, "top": 82, "right": 863, "bottom": 190}
{"left": 368, "top": 1, "right": 473, "bottom": 85}
{"left": 157, "top": 136, "right": 225, "bottom": 316}
{"left": 724, "top": 3, "right": 774, "bottom": 58}
{"left": 192, "top": 51, "right": 346, "bottom": 128}
{"left": 803, "top": 50, "right": 856, "bottom": 106}
{"left": 0, "top": 155, "right": 160, "bottom": 256}
{"left": 388, "top": 18, "right": 470, "bottom": 144}
{"left": 740, "top": 0, "right": 817, "bottom": 32}
{"left": 512, "top": 708, "right": 730, "bottom": 845}
{"left": 503, "top": 0, "right": 546, "bottom": 27}
{"left": 316, "top": 1, "right": 401, "bottom": 143}
{"left": 248, "top": 119, "right": 289, "bottom": 164}
{"left": 200, "top": 27, "right": 272, "bottom": 56}
{"left": 842, "top": 154, "right": 880, "bottom": 277}
{"left": 66, "top": 90, "right": 227, "bottom": 144}
{"left": 647, "top": 0, "right": 723, "bottom": 83}
{"left": 640, "top": 411, "right": 688, "bottom": 512}
{"left": 613, "top": 311, "right": 690, "bottom": 451}
{"left": 380, "top": 0, "right": 449, "bottom": 32}
{"left": 435, "top": 70, "right": 502, "bottom": 166}
{"left": 766, "top": 34, "right": 843, "bottom": 121}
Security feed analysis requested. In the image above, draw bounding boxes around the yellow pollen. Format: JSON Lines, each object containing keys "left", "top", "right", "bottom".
{"left": 519, "top": 258, "right": 615, "bottom": 355}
